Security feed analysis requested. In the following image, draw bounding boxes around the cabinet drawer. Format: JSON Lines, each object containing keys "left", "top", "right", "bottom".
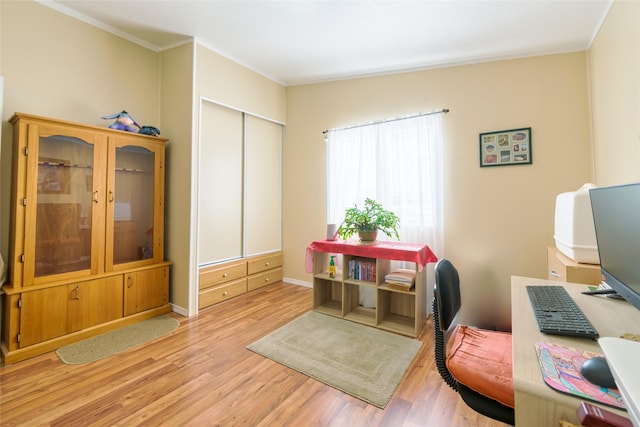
{"left": 547, "top": 247, "right": 601, "bottom": 285}
{"left": 199, "top": 260, "right": 247, "bottom": 290}
{"left": 248, "top": 267, "right": 283, "bottom": 292}
{"left": 247, "top": 252, "right": 282, "bottom": 275}
{"left": 547, "top": 247, "right": 568, "bottom": 282}
{"left": 198, "top": 278, "right": 247, "bottom": 309}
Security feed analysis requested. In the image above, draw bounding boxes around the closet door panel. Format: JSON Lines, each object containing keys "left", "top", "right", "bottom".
{"left": 198, "top": 102, "right": 243, "bottom": 264}
{"left": 245, "top": 116, "right": 282, "bottom": 256}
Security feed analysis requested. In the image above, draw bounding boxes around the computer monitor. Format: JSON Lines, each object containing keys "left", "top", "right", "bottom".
{"left": 589, "top": 183, "right": 640, "bottom": 312}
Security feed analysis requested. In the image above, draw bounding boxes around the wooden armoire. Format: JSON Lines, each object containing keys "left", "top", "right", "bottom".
{"left": 1, "top": 113, "right": 171, "bottom": 365}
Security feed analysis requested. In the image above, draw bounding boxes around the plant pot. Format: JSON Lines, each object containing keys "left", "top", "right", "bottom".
{"left": 358, "top": 229, "right": 378, "bottom": 242}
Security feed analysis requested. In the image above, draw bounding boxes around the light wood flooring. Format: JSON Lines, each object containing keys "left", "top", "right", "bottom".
{"left": 0, "top": 282, "right": 507, "bottom": 426}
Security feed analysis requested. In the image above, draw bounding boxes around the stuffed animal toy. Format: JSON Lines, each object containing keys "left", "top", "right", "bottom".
{"left": 101, "top": 110, "right": 140, "bottom": 132}
{"left": 101, "top": 111, "right": 161, "bottom": 136}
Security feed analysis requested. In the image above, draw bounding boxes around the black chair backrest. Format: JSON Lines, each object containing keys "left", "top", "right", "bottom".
{"left": 433, "top": 259, "right": 516, "bottom": 425}
{"left": 434, "top": 259, "right": 462, "bottom": 332}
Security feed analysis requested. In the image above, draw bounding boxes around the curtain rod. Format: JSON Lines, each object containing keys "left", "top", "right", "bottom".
{"left": 322, "top": 108, "right": 449, "bottom": 134}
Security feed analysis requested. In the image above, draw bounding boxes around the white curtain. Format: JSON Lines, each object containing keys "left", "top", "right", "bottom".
{"left": 326, "top": 113, "right": 444, "bottom": 313}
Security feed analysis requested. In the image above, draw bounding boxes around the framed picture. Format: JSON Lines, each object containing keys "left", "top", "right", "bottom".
{"left": 479, "top": 127, "right": 532, "bottom": 167}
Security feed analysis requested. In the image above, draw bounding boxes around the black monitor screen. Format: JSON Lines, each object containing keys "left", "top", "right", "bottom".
{"left": 589, "top": 183, "right": 640, "bottom": 311}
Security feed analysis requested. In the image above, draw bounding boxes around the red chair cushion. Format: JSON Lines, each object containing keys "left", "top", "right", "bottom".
{"left": 446, "top": 325, "right": 514, "bottom": 408}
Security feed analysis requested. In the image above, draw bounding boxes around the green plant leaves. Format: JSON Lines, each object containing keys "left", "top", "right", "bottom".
{"left": 337, "top": 198, "right": 400, "bottom": 240}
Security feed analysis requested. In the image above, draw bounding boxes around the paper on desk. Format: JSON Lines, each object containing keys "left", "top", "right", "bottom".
{"left": 599, "top": 338, "right": 640, "bottom": 427}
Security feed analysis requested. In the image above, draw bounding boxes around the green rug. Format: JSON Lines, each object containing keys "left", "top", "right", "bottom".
{"left": 247, "top": 311, "right": 422, "bottom": 408}
{"left": 56, "top": 316, "right": 179, "bottom": 364}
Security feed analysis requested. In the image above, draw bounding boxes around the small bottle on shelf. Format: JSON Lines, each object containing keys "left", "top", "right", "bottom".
{"left": 329, "top": 256, "right": 336, "bottom": 278}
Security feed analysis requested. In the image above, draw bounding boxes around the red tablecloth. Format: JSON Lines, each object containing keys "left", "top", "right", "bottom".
{"left": 305, "top": 240, "right": 438, "bottom": 273}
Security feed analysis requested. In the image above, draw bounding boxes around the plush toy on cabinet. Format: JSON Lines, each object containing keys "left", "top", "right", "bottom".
{"left": 101, "top": 110, "right": 161, "bottom": 136}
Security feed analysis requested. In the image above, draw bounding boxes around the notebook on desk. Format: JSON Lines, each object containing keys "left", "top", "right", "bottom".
{"left": 535, "top": 341, "right": 626, "bottom": 410}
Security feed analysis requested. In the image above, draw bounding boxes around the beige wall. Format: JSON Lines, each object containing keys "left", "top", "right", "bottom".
{"left": 160, "top": 43, "right": 195, "bottom": 313}
{"left": 1, "top": 0, "right": 637, "bottom": 325}
{"left": 195, "top": 44, "right": 286, "bottom": 123}
{"left": 284, "top": 53, "right": 593, "bottom": 329}
{"left": 589, "top": 0, "right": 640, "bottom": 186}
{"left": 0, "top": 2, "right": 160, "bottom": 126}
{"left": 0, "top": 3, "right": 287, "bottom": 316}
{"left": 0, "top": 0, "right": 161, "bottom": 266}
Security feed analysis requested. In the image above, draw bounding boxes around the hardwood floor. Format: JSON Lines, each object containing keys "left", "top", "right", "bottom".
{"left": 0, "top": 282, "right": 508, "bottom": 426}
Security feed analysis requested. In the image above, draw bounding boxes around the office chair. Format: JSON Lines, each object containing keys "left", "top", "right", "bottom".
{"left": 433, "top": 259, "right": 515, "bottom": 425}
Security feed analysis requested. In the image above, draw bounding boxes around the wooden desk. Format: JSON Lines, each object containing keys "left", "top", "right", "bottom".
{"left": 511, "top": 276, "right": 638, "bottom": 426}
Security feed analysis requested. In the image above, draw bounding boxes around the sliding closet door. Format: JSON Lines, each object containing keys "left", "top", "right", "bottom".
{"left": 198, "top": 102, "right": 243, "bottom": 264}
{"left": 245, "top": 116, "right": 282, "bottom": 256}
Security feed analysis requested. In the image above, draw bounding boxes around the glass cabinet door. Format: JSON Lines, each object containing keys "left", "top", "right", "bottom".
{"left": 34, "top": 135, "right": 95, "bottom": 278}
{"left": 110, "top": 144, "right": 155, "bottom": 266}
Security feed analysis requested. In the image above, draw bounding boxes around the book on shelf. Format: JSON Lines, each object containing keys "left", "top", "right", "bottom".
{"left": 386, "top": 281, "right": 414, "bottom": 291}
{"left": 385, "top": 268, "right": 416, "bottom": 291}
{"left": 348, "top": 258, "right": 376, "bottom": 281}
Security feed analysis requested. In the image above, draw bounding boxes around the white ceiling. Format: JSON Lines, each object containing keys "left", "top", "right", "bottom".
{"left": 44, "top": 0, "right": 613, "bottom": 86}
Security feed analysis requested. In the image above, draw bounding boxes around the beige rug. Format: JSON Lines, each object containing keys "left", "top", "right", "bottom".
{"left": 56, "top": 316, "right": 179, "bottom": 364}
{"left": 247, "top": 311, "right": 422, "bottom": 408}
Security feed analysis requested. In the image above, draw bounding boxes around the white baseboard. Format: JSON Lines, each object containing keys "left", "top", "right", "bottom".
{"left": 173, "top": 278, "right": 311, "bottom": 317}
{"left": 170, "top": 303, "right": 189, "bottom": 317}
{"left": 283, "top": 277, "right": 312, "bottom": 288}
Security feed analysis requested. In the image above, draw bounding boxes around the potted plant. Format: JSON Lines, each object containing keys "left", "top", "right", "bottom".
{"left": 337, "top": 198, "right": 400, "bottom": 242}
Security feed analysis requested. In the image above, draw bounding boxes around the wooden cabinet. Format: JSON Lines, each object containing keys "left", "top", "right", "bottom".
{"left": 1, "top": 113, "right": 171, "bottom": 365}
{"left": 198, "top": 251, "right": 283, "bottom": 309}
{"left": 199, "top": 278, "right": 247, "bottom": 309}
{"left": 124, "top": 266, "right": 169, "bottom": 316}
{"left": 18, "top": 276, "right": 124, "bottom": 348}
{"left": 248, "top": 269, "right": 283, "bottom": 292}
{"left": 19, "top": 286, "right": 69, "bottom": 347}
{"left": 195, "top": 104, "right": 283, "bottom": 310}
{"left": 67, "top": 276, "right": 124, "bottom": 333}
{"left": 247, "top": 252, "right": 283, "bottom": 292}
{"left": 311, "top": 245, "right": 429, "bottom": 337}
{"left": 199, "top": 258, "right": 248, "bottom": 309}
{"left": 547, "top": 246, "right": 601, "bottom": 285}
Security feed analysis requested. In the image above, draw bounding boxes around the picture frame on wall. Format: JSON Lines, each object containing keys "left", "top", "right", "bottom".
{"left": 479, "top": 127, "right": 532, "bottom": 167}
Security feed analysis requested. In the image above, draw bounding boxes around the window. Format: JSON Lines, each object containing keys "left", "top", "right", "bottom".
{"left": 326, "top": 112, "right": 445, "bottom": 312}
{"left": 327, "top": 113, "right": 443, "bottom": 247}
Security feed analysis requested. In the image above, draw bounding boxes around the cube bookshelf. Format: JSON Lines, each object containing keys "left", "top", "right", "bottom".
{"left": 311, "top": 244, "right": 430, "bottom": 337}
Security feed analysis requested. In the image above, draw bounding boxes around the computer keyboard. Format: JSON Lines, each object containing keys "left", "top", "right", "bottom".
{"left": 526, "top": 285, "right": 599, "bottom": 339}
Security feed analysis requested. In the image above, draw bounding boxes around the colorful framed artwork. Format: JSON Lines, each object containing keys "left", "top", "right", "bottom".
{"left": 479, "top": 127, "right": 532, "bottom": 167}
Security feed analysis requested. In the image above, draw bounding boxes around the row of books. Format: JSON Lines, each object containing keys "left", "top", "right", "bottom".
{"left": 348, "top": 259, "right": 377, "bottom": 281}
{"left": 345, "top": 261, "right": 417, "bottom": 291}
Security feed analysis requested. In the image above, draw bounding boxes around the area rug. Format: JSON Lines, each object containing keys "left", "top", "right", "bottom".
{"left": 56, "top": 316, "right": 179, "bottom": 365}
{"left": 247, "top": 311, "right": 422, "bottom": 408}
